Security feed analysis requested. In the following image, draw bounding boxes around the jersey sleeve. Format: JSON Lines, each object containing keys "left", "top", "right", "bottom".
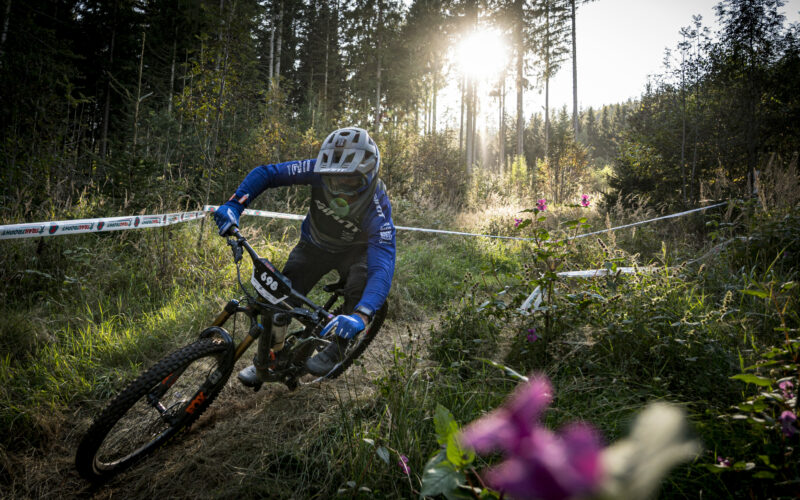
{"left": 231, "top": 159, "right": 318, "bottom": 206}
{"left": 355, "top": 190, "right": 396, "bottom": 314}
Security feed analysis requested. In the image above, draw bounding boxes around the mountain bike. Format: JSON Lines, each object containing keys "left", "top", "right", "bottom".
{"left": 74, "top": 228, "right": 387, "bottom": 483}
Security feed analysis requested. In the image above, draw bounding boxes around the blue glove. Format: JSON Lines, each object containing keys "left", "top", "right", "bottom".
{"left": 213, "top": 201, "right": 244, "bottom": 236}
{"left": 320, "top": 314, "right": 366, "bottom": 340}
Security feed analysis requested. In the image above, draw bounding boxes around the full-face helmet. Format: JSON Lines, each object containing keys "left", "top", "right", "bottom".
{"left": 314, "top": 127, "right": 380, "bottom": 196}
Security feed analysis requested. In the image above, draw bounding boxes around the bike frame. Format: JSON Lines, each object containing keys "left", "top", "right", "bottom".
{"left": 200, "top": 228, "right": 339, "bottom": 382}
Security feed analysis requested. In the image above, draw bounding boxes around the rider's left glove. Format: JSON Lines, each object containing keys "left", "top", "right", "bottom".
{"left": 213, "top": 200, "right": 245, "bottom": 236}
{"left": 320, "top": 314, "right": 366, "bottom": 340}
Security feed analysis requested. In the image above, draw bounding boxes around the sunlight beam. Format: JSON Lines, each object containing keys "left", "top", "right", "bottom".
{"left": 454, "top": 29, "right": 508, "bottom": 80}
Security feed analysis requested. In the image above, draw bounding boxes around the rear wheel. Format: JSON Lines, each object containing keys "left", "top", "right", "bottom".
{"left": 75, "top": 338, "right": 232, "bottom": 483}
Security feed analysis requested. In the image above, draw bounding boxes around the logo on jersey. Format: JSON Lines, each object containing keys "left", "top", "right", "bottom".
{"left": 290, "top": 160, "right": 312, "bottom": 176}
{"left": 314, "top": 199, "right": 360, "bottom": 234}
{"left": 379, "top": 222, "right": 393, "bottom": 243}
{"left": 372, "top": 194, "right": 385, "bottom": 219}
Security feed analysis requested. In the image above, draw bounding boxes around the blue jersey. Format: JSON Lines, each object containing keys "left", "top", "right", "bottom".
{"left": 231, "top": 159, "right": 396, "bottom": 314}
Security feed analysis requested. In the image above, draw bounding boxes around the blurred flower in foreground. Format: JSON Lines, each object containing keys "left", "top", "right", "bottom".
{"left": 515, "top": 218, "right": 523, "bottom": 227}
{"left": 779, "top": 411, "right": 797, "bottom": 438}
{"left": 460, "top": 376, "right": 602, "bottom": 500}
{"left": 537, "top": 199, "right": 548, "bottom": 211}
{"left": 580, "top": 195, "right": 591, "bottom": 207}
{"left": 459, "top": 376, "right": 700, "bottom": 500}
{"left": 600, "top": 403, "right": 701, "bottom": 499}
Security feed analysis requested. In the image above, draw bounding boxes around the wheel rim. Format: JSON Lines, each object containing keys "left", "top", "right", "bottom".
{"left": 93, "top": 351, "right": 224, "bottom": 470}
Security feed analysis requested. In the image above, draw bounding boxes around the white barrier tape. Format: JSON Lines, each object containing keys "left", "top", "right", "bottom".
{"left": 205, "top": 201, "right": 728, "bottom": 242}
{"left": 518, "top": 266, "right": 656, "bottom": 313}
{"left": 204, "top": 205, "right": 531, "bottom": 240}
{"left": 0, "top": 210, "right": 206, "bottom": 240}
{"left": 567, "top": 201, "right": 728, "bottom": 241}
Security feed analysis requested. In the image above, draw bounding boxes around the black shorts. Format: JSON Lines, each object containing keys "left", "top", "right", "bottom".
{"left": 281, "top": 239, "right": 367, "bottom": 314}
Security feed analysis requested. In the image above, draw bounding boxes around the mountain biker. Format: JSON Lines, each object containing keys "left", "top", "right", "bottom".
{"left": 213, "top": 127, "right": 396, "bottom": 385}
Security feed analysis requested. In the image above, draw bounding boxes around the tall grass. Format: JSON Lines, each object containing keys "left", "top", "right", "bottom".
{"left": 1, "top": 189, "right": 796, "bottom": 499}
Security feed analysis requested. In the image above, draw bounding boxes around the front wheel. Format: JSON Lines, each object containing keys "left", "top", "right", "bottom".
{"left": 324, "top": 302, "right": 388, "bottom": 380}
{"left": 75, "top": 337, "right": 233, "bottom": 483}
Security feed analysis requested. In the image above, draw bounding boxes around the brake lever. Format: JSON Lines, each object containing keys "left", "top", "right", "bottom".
{"left": 227, "top": 237, "right": 243, "bottom": 264}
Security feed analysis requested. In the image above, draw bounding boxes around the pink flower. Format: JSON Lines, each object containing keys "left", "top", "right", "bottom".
{"left": 485, "top": 425, "right": 603, "bottom": 500}
{"left": 580, "top": 195, "right": 590, "bottom": 207}
{"left": 459, "top": 376, "right": 603, "bottom": 500}
{"left": 515, "top": 218, "right": 523, "bottom": 227}
{"left": 780, "top": 411, "right": 798, "bottom": 438}
{"left": 460, "top": 377, "right": 553, "bottom": 454}
{"left": 526, "top": 328, "right": 539, "bottom": 343}
{"left": 717, "top": 456, "right": 731, "bottom": 468}
{"left": 536, "top": 199, "right": 547, "bottom": 212}
{"left": 779, "top": 380, "right": 795, "bottom": 400}
{"left": 398, "top": 455, "right": 410, "bottom": 475}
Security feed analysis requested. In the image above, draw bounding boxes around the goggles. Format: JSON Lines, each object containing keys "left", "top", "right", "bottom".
{"left": 322, "top": 174, "right": 368, "bottom": 196}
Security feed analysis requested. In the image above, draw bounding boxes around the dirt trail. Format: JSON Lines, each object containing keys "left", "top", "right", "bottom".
{"left": 3, "top": 317, "right": 433, "bottom": 499}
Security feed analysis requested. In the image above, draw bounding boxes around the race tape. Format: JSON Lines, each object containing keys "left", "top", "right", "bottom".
{"left": 0, "top": 210, "right": 206, "bottom": 240}
{"left": 518, "top": 266, "right": 656, "bottom": 313}
{"left": 205, "top": 201, "right": 728, "bottom": 242}
{"left": 568, "top": 201, "right": 728, "bottom": 241}
{"left": 205, "top": 205, "right": 532, "bottom": 240}
{"left": 1, "top": 200, "right": 727, "bottom": 242}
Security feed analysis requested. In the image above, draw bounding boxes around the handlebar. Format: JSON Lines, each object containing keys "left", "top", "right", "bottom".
{"left": 226, "top": 227, "right": 334, "bottom": 322}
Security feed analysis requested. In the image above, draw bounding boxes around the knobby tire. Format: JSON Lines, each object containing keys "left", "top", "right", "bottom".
{"left": 75, "top": 338, "right": 232, "bottom": 483}
{"left": 323, "top": 302, "right": 388, "bottom": 380}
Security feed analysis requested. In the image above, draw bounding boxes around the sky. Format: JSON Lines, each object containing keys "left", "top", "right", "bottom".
{"left": 433, "top": 0, "right": 800, "bottom": 129}
{"left": 545, "top": 0, "right": 800, "bottom": 111}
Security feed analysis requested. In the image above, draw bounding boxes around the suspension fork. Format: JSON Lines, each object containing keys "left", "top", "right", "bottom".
{"left": 211, "top": 299, "right": 241, "bottom": 327}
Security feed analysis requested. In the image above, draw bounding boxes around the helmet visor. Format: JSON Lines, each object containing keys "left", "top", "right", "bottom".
{"left": 322, "top": 174, "right": 368, "bottom": 196}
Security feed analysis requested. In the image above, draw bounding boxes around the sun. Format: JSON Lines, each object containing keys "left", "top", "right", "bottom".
{"left": 454, "top": 29, "right": 509, "bottom": 79}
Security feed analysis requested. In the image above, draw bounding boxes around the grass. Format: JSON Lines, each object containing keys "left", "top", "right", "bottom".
{"left": 0, "top": 195, "right": 797, "bottom": 499}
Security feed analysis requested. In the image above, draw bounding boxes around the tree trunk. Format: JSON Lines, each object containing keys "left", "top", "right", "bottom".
{"left": 499, "top": 70, "right": 506, "bottom": 173}
{"left": 168, "top": 29, "right": 177, "bottom": 116}
{"left": 133, "top": 31, "right": 145, "bottom": 152}
{"left": 374, "top": 0, "right": 383, "bottom": 131}
{"left": 269, "top": 14, "right": 275, "bottom": 80}
{"left": 0, "top": 0, "right": 12, "bottom": 70}
{"left": 570, "top": 0, "right": 578, "bottom": 137}
{"left": 432, "top": 71, "right": 437, "bottom": 134}
{"left": 544, "top": 2, "right": 550, "bottom": 161}
{"left": 680, "top": 38, "right": 687, "bottom": 204}
{"left": 275, "top": 2, "right": 284, "bottom": 80}
{"left": 100, "top": 1, "right": 118, "bottom": 160}
{"left": 459, "top": 75, "right": 465, "bottom": 156}
{"left": 515, "top": 2, "right": 524, "bottom": 157}
{"left": 199, "top": 1, "right": 233, "bottom": 248}
{"left": 466, "top": 78, "right": 474, "bottom": 175}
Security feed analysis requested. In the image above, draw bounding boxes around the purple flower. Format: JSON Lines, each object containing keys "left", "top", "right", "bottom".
{"left": 779, "top": 380, "right": 795, "bottom": 400}
{"left": 515, "top": 218, "right": 523, "bottom": 227}
{"left": 536, "top": 199, "right": 547, "bottom": 212}
{"left": 526, "top": 328, "right": 539, "bottom": 343}
{"left": 459, "top": 376, "right": 603, "bottom": 500}
{"left": 460, "top": 377, "right": 553, "bottom": 454}
{"left": 580, "top": 195, "right": 590, "bottom": 207}
{"left": 398, "top": 455, "right": 410, "bottom": 475}
{"left": 485, "top": 425, "right": 603, "bottom": 500}
{"left": 716, "top": 456, "right": 731, "bottom": 468}
{"left": 780, "top": 411, "right": 798, "bottom": 438}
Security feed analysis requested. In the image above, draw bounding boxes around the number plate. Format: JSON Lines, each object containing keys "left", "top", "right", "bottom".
{"left": 251, "top": 258, "right": 292, "bottom": 304}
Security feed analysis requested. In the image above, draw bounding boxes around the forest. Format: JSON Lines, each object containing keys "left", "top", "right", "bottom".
{"left": 1, "top": 0, "right": 799, "bottom": 498}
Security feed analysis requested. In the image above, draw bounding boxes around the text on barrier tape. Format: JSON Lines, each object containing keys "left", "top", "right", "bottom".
{"left": 0, "top": 211, "right": 206, "bottom": 240}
